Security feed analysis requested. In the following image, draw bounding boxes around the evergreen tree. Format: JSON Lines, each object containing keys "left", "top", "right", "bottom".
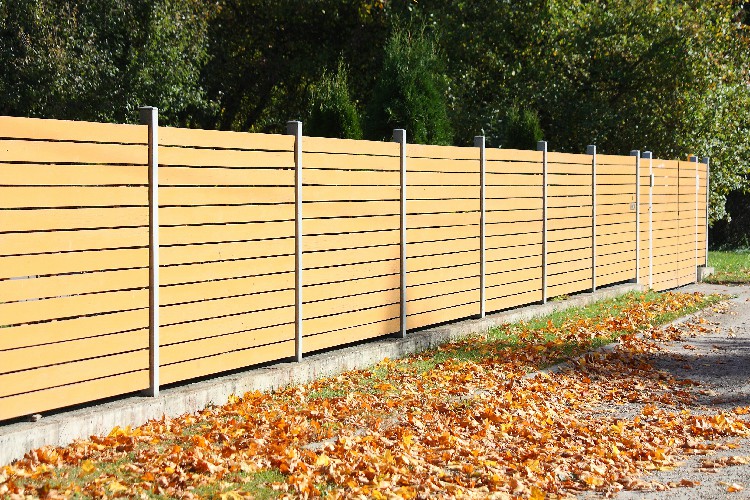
{"left": 501, "top": 105, "right": 544, "bottom": 150}
{"left": 306, "top": 61, "right": 362, "bottom": 139}
{"left": 366, "top": 25, "right": 452, "bottom": 145}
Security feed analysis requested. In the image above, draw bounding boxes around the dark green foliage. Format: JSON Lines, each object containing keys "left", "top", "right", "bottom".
{"left": 501, "top": 106, "right": 543, "bottom": 150}
{"left": 366, "top": 25, "right": 452, "bottom": 145}
{"left": 306, "top": 62, "right": 362, "bottom": 139}
{"left": 0, "top": 0, "right": 212, "bottom": 126}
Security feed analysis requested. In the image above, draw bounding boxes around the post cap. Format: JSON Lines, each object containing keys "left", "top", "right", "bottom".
{"left": 536, "top": 141, "right": 547, "bottom": 152}
{"left": 641, "top": 151, "right": 653, "bottom": 159}
{"left": 286, "top": 121, "right": 302, "bottom": 135}
{"left": 392, "top": 129, "right": 406, "bottom": 143}
{"left": 701, "top": 156, "right": 710, "bottom": 165}
{"left": 473, "top": 136, "right": 485, "bottom": 148}
{"left": 629, "top": 150, "right": 640, "bottom": 157}
{"left": 586, "top": 145, "right": 596, "bottom": 155}
{"left": 138, "top": 106, "right": 158, "bottom": 125}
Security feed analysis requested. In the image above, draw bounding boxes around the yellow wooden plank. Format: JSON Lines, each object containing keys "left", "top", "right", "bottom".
{"left": 407, "top": 290, "right": 478, "bottom": 316}
{"left": 160, "top": 126, "right": 293, "bottom": 151}
{"left": 304, "top": 304, "right": 400, "bottom": 337}
{"left": 407, "top": 251, "right": 479, "bottom": 273}
{"left": 0, "top": 186, "right": 146, "bottom": 209}
{"left": 303, "top": 168, "right": 398, "bottom": 186}
{"left": 161, "top": 204, "right": 294, "bottom": 226}
{"left": 0, "top": 310, "right": 147, "bottom": 352}
{"left": 547, "top": 237, "right": 592, "bottom": 254}
{"left": 406, "top": 143, "right": 478, "bottom": 161}
{"left": 305, "top": 260, "right": 399, "bottom": 286}
{"left": 0, "top": 139, "right": 146, "bottom": 165}
{"left": 485, "top": 220, "right": 542, "bottom": 236}
{"left": 0, "top": 163, "right": 146, "bottom": 186}
{"left": 408, "top": 185, "right": 479, "bottom": 200}
{"left": 407, "top": 171, "right": 479, "bottom": 186}
{"left": 161, "top": 289, "right": 294, "bottom": 326}
{"left": 486, "top": 232, "right": 542, "bottom": 249}
{"left": 485, "top": 208, "right": 543, "bottom": 224}
{"left": 547, "top": 216, "right": 593, "bottom": 231}
{"left": 0, "top": 350, "right": 147, "bottom": 398}
{"left": 408, "top": 237, "right": 479, "bottom": 258}
{"left": 484, "top": 173, "right": 542, "bottom": 186}
{"left": 303, "top": 230, "right": 399, "bottom": 253}
{"left": 161, "top": 339, "right": 294, "bottom": 385}
{"left": 0, "top": 370, "right": 147, "bottom": 422}
{"left": 547, "top": 226, "right": 592, "bottom": 243}
{"left": 485, "top": 255, "right": 542, "bottom": 274}
{"left": 547, "top": 279, "right": 591, "bottom": 299}
{"left": 486, "top": 289, "right": 541, "bottom": 313}
{"left": 486, "top": 186, "right": 543, "bottom": 199}
{"left": 161, "top": 238, "right": 294, "bottom": 266}
{"left": 303, "top": 136, "right": 399, "bottom": 157}
{"left": 161, "top": 221, "right": 293, "bottom": 247}
{"left": 305, "top": 215, "right": 400, "bottom": 234}
{"left": 409, "top": 263, "right": 477, "bottom": 287}
{"left": 304, "top": 319, "right": 399, "bottom": 353}
{"left": 548, "top": 205, "right": 591, "bottom": 219}
{"left": 596, "top": 154, "right": 636, "bottom": 166}
{"left": 406, "top": 157, "right": 478, "bottom": 173}
{"left": 160, "top": 147, "right": 293, "bottom": 169}
{"left": 547, "top": 151, "right": 593, "bottom": 165}
{"left": 408, "top": 225, "right": 477, "bottom": 243}
{"left": 485, "top": 160, "right": 542, "bottom": 175}
{"left": 548, "top": 247, "right": 591, "bottom": 266}
{"left": 304, "top": 200, "right": 397, "bottom": 219}
{"left": 547, "top": 195, "right": 592, "bottom": 209}
{"left": 303, "top": 151, "right": 399, "bottom": 171}
{"left": 408, "top": 277, "right": 478, "bottom": 302}
{"left": 484, "top": 149, "right": 543, "bottom": 163}
{"left": 0, "top": 116, "right": 145, "bottom": 144}
{"left": 305, "top": 275, "right": 400, "bottom": 303}
{"left": 596, "top": 212, "right": 636, "bottom": 225}
{"left": 162, "top": 272, "right": 293, "bottom": 305}
{"left": 406, "top": 302, "right": 478, "bottom": 330}
{"left": 408, "top": 212, "right": 479, "bottom": 228}
{"left": 160, "top": 165, "right": 294, "bottom": 186}
{"left": 305, "top": 245, "right": 399, "bottom": 269}
{"left": 160, "top": 186, "right": 294, "bottom": 206}
{"left": 1, "top": 227, "right": 147, "bottom": 257}
{"left": 0, "top": 288, "right": 147, "bottom": 326}
{"left": 0, "top": 329, "right": 147, "bottom": 375}
{"left": 485, "top": 267, "right": 541, "bottom": 288}
{"left": 547, "top": 260, "right": 592, "bottom": 280}
{"left": 408, "top": 199, "right": 480, "bottom": 214}
{"left": 0, "top": 268, "right": 146, "bottom": 303}
{"left": 161, "top": 255, "right": 293, "bottom": 286}
{"left": 0, "top": 248, "right": 147, "bottom": 280}
{"left": 305, "top": 288, "right": 400, "bottom": 319}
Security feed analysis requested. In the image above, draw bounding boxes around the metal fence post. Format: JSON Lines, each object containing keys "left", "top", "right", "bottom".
{"left": 630, "top": 150, "right": 640, "bottom": 284}
{"left": 702, "top": 157, "right": 710, "bottom": 266}
{"left": 286, "top": 121, "right": 303, "bottom": 362}
{"left": 587, "top": 145, "right": 597, "bottom": 292}
{"left": 139, "top": 106, "right": 159, "bottom": 397}
{"left": 537, "top": 141, "right": 548, "bottom": 303}
{"left": 691, "top": 155, "right": 699, "bottom": 280}
{"left": 393, "top": 129, "right": 407, "bottom": 338}
{"left": 474, "top": 136, "right": 486, "bottom": 318}
{"left": 642, "top": 151, "right": 654, "bottom": 288}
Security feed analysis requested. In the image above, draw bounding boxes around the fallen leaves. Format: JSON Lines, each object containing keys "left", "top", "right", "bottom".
{"left": 2, "top": 291, "right": 745, "bottom": 499}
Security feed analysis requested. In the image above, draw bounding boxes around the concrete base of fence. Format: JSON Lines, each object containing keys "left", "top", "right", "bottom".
{"left": 0, "top": 282, "right": 641, "bottom": 466}
{"left": 697, "top": 266, "right": 714, "bottom": 281}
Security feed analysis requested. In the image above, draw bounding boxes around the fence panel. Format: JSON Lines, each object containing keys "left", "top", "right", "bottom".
{"left": 595, "top": 154, "right": 637, "bottom": 287}
{"left": 302, "top": 137, "right": 401, "bottom": 352}
{"left": 651, "top": 159, "right": 680, "bottom": 290}
{"left": 0, "top": 116, "right": 150, "bottom": 420}
{"left": 157, "top": 127, "right": 296, "bottom": 385}
{"left": 405, "top": 144, "right": 480, "bottom": 329}
{"left": 484, "top": 149, "right": 543, "bottom": 311}
{"left": 677, "top": 160, "right": 698, "bottom": 286}
{"left": 546, "top": 152, "right": 594, "bottom": 297}
{"left": 638, "top": 156, "right": 652, "bottom": 285}
{"left": 697, "top": 161, "right": 708, "bottom": 264}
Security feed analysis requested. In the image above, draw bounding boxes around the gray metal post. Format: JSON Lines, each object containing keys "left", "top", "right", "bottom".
{"left": 587, "top": 145, "right": 597, "bottom": 291}
{"left": 537, "top": 141, "right": 548, "bottom": 303}
{"left": 286, "top": 121, "right": 303, "bottom": 361}
{"left": 643, "top": 151, "right": 654, "bottom": 288}
{"left": 630, "top": 150, "right": 640, "bottom": 284}
{"left": 702, "top": 157, "right": 710, "bottom": 266}
{"left": 139, "top": 106, "right": 159, "bottom": 397}
{"left": 692, "top": 156, "right": 699, "bottom": 280}
{"left": 393, "top": 129, "right": 407, "bottom": 338}
{"left": 474, "top": 136, "right": 486, "bottom": 318}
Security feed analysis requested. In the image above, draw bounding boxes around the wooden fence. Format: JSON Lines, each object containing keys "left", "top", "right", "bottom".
{"left": 0, "top": 113, "right": 708, "bottom": 421}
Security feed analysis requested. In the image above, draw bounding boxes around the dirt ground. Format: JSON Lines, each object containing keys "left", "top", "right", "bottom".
{"left": 585, "top": 283, "right": 750, "bottom": 499}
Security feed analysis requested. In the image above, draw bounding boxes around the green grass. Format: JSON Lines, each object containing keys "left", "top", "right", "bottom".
{"left": 705, "top": 249, "right": 750, "bottom": 284}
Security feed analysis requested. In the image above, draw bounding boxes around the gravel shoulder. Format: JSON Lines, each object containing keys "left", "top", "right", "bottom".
{"left": 586, "top": 283, "right": 750, "bottom": 499}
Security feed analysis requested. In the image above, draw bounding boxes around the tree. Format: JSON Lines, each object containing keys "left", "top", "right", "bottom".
{"left": 498, "top": 105, "right": 543, "bottom": 150}
{"left": 366, "top": 24, "right": 452, "bottom": 145}
{"left": 0, "top": 0, "right": 213, "bottom": 126}
{"left": 306, "top": 61, "right": 363, "bottom": 139}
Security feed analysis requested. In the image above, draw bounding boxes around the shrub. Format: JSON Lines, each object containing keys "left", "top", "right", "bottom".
{"left": 306, "top": 61, "right": 362, "bottom": 139}
{"left": 502, "top": 105, "right": 544, "bottom": 150}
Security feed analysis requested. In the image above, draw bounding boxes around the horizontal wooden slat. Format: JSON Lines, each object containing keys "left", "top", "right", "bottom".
{"left": 304, "top": 230, "right": 399, "bottom": 252}
{"left": 0, "top": 116, "right": 145, "bottom": 144}
{"left": 485, "top": 160, "right": 542, "bottom": 175}
{"left": 408, "top": 238, "right": 479, "bottom": 257}
{"left": 305, "top": 274, "right": 400, "bottom": 303}
{"left": 1, "top": 226, "right": 148, "bottom": 256}
{"left": 1, "top": 186, "right": 146, "bottom": 209}
{"left": 487, "top": 232, "right": 542, "bottom": 249}
{"left": 408, "top": 185, "right": 479, "bottom": 200}
{"left": 484, "top": 149, "right": 543, "bottom": 163}
{"left": 305, "top": 288, "right": 399, "bottom": 318}
{"left": 0, "top": 370, "right": 147, "bottom": 422}
{"left": 162, "top": 221, "right": 293, "bottom": 247}
{"left": 485, "top": 267, "right": 541, "bottom": 288}
{"left": 306, "top": 215, "right": 399, "bottom": 234}
{"left": 305, "top": 260, "right": 399, "bottom": 286}
{"left": 162, "top": 272, "right": 294, "bottom": 305}
{"left": 303, "top": 152, "right": 399, "bottom": 171}
{"left": 0, "top": 139, "right": 146, "bottom": 165}
{"left": 408, "top": 212, "right": 479, "bottom": 228}
{"left": 597, "top": 154, "right": 636, "bottom": 166}
{"left": 408, "top": 251, "right": 479, "bottom": 273}
{"left": 303, "top": 168, "right": 398, "bottom": 186}
{"left": 548, "top": 247, "right": 591, "bottom": 265}
{"left": 0, "top": 350, "right": 147, "bottom": 398}
{"left": 160, "top": 186, "right": 294, "bottom": 205}
{"left": 161, "top": 238, "right": 294, "bottom": 266}
{"left": 303, "top": 136, "right": 399, "bottom": 158}
{"left": 161, "top": 289, "right": 293, "bottom": 325}
{"left": 547, "top": 217, "right": 593, "bottom": 231}
{"left": 406, "top": 302, "right": 477, "bottom": 330}
{"left": 161, "top": 204, "right": 294, "bottom": 226}
{"left": 0, "top": 247, "right": 147, "bottom": 279}
{"left": 485, "top": 220, "right": 542, "bottom": 236}
{"left": 160, "top": 147, "right": 293, "bottom": 169}
{"left": 305, "top": 245, "right": 399, "bottom": 269}
{"left": 304, "top": 304, "right": 400, "bottom": 337}
{"left": 486, "top": 289, "right": 542, "bottom": 313}
{"left": 161, "top": 339, "right": 294, "bottom": 385}
{"left": 160, "top": 166, "right": 294, "bottom": 186}
{"left": 407, "top": 289, "right": 478, "bottom": 316}
{"left": 160, "top": 126, "right": 293, "bottom": 151}
{"left": 161, "top": 255, "right": 294, "bottom": 286}
{"left": 0, "top": 329, "right": 147, "bottom": 375}
{"left": 1, "top": 288, "right": 147, "bottom": 326}
{"left": 485, "top": 208, "right": 543, "bottom": 224}
{"left": 407, "top": 277, "right": 478, "bottom": 301}
{"left": 485, "top": 173, "right": 542, "bottom": 186}
{"left": 408, "top": 199, "right": 480, "bottom": 213}
{"left": 409, "top": 263, "right": 476, "bottom": 287}
{"left": 0, "top": 268, "right": 147, "bottom": 303}
{"left": 304, "top": 318, "right": 399, "bottom": 353}
{"left": 0, "top": 163, "right": 147, "bottom": 186}
{"left": 547, "top": 259, "right": 592, "bottom": 279}
{"left": 486, "top": 185, "right": 543, "bottom": 199}
{"left": 486, "top": 255, "right": 542, "bottom": 274}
